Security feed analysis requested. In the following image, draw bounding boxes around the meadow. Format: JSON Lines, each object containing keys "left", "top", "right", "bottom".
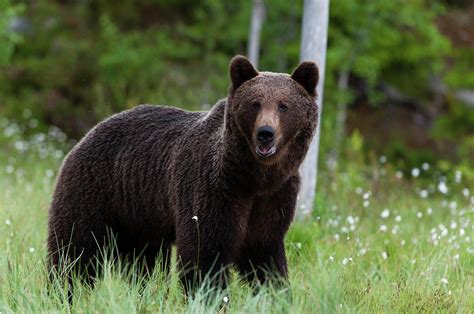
{"left": 0, "top": 119, "right": 473, "bottom": 313}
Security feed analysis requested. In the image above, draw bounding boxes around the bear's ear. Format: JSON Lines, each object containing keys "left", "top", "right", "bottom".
{"left": 291, "top": 61, "right": 319, "bottom": 97}
{"left": 229, "top": 55, "right": 259, "bottom": 92}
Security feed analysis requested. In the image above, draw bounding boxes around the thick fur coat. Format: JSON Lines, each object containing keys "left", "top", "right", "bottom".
{"left": 47, "top": 56, "right": 319, "bottom": 291}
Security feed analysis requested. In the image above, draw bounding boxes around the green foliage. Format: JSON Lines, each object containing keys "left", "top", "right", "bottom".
{"left": 0, "top": 0, "right": 471, "bottom": 167}
{"left": 0, "top": 0, "right": 24, "bottom": 65}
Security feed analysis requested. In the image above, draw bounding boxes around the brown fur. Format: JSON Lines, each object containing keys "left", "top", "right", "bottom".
{"left": 47, "top": 55, "right": 319, "bottom": 294}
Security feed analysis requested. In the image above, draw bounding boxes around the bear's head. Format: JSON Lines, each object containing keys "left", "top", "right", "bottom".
{"left": 227, "top": 55, "right": 319, "bottom": 164}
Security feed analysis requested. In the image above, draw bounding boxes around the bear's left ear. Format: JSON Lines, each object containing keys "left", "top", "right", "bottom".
{"left": 291, "top": 61, "right": 319, "bottom": 97}
{"left": 229, "top": 55, "right": 259, "bottom": 92}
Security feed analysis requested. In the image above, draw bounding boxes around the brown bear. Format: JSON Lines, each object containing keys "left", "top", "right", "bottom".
{"left": 47, "top": 55, "right": 319, "bottom": 294}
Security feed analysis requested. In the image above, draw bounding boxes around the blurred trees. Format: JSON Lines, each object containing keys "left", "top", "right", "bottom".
{"left": 0, "top": 0, "right": 472, "bottom": 169}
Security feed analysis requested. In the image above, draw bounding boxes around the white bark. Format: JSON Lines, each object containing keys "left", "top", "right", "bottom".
{"left": 247, "top": 0, "right": 265, "bottom": 68}
{"left": 297, "top": 0, "right": 329, "bottom": 219}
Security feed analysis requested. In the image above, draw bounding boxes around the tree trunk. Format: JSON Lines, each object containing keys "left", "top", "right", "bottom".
{"left": 327, "top": 70, "right": 349, "bottom": 172}
{"left": 296, "top": 0, "right": 329, "bottom": 219}
{"left": 247, "top": 0, "right": 265, "bottom": 68}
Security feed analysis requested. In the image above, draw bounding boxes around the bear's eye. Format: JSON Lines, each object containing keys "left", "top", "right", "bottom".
{"left": 252, "top": 101, "right": 261, "bottom": 110}
{"left": 278, "top": 103, "right": 288, "bottom": 112}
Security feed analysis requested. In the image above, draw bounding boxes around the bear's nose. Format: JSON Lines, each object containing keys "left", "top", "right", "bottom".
{"left": 257, "top": 126, "right": 275, "bottom": 144}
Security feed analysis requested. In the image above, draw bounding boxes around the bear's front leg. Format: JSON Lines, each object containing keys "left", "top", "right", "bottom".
{"left": 237, "top": 238, "right": 288, "bottom": 286}
{"left": 237, "top": 176, "right": 299, "bottom": 287}
{"left": 176, "top": 205, "right": 245, "bottom": 296}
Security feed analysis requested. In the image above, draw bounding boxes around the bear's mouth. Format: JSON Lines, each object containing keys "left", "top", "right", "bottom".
{"left": 255, "top": 144, "right": 277, "bottom": 158}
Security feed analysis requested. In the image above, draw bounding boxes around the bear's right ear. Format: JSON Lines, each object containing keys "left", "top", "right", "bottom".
{"left": 229, "top": 55, "right": 259, "bottom": 92}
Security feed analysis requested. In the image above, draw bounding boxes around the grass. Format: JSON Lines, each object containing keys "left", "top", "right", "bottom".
{"left": 0, "top": 131, "right": 473, "bottom": 312}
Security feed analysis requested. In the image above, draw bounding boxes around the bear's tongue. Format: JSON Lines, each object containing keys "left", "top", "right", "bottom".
{"left": 259, "top": 146, "right": 270, "bottom": 154}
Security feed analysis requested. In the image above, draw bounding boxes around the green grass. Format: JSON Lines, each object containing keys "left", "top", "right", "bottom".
{"left": 0, "top": 149, "right": 473, "bottom": 312}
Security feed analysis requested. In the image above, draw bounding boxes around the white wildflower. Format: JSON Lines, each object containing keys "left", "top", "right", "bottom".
{"left": 380, "top": 208, "right": 390, "bottom": 218}
{"left": 363, "top": 191, "right": 371, "bottom": 200}
{"left": 441, "top": 278, "right": 448, "bottom": 285}
{"left": 382, "top": 252, "right": 388, "bottom": 260}
{"left": 191, "top": 215, "right": 198, "bottom": 221}
{"left": 422, "top": 162, "right": 430, "bottom": 171}
{"left": 455, "top": 170, "right": 462, "bottom": 183}
{"left": 347, "top": 216, "right": 355, "bottom": 225}
{"left": 223, "top": 296, "right": 229, "bottom": 303}
{"left": 419, "top": 190, "right": 428, "bottom": 198}
{"left": 6, "top": 165, "right": 14, "bottom": 174}
{"left": 29, "top": 247, "right": 35, "bottom": 253}
{"left": 5, "top": 219, "right": 11, "bottom": 226}
{"left": 417, "top": 212, "right": 423, "bottom": 218}
{"left": 379, "top": 225, "right": 387, "bottom": 232}
{"left": 438, "top": 181, "right": 448, "bottom": 194}
{"left": 411, "top": 168, "right": 420, "bottom": 177}
{"left": 395, "top": 215, "right": 402, "bottom": 222}
{"left": 427, "top": 208, "right": 433, "bottom": 215}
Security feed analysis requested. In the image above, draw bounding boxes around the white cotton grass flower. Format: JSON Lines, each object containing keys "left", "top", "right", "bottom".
{"left": 380, "top": 208, "right": 390, "bottom": 219}
{"left": 395, "top": 215, "right": 402, "bottom": 222}
{"left": 396, "top": 171, "right": 403, "bottom": 179}
{"left": 419, "top": 190, "right": 428, "bottom": 198}
{"left": 295, "top": 242, "right": 302, "bottom": 249}
{"left": 441, "top": 278, "right": 448, "bottom": 285}
{"left": 438, "top": 181, "right": 448, "bottom": 194}
{"left": 329, "top": 255, "right": 334, "bottom": 262}
{"left": 363, "top": 191, "right": 371, "bottom": 200}
{"left": 46, "top": 169, "right": 54, "bottom": 178}
{"left": 427, "top": 208, "right": 433, "bottom": 215}
{"left": 5, "top": 219, "right": 11, "bottom": 226}
{"left": 463, "top": 188, "right": 470, "bottom": 198}
{"left": 346, "top": 215, "right": 355, "bottom": 225}
{"left": 363, "top": 200, "right": 370, "bottom": 208}
{"left": 191, "top": 215, "right": 198, "bottom": 221}
{"left": 6, "top": 165, "right": 14, "bottom": 174}
{"left": 379, "top": 155, "right": 387, "bottom": 164}
{"left": 411, "top": 168, "right": 420, "bottom": 177}
{"left": 422, "top": 162, "right": 430, "bottom": 171}
{"left": 29, "top": 247, "right": 35, "bottom": 253}
{"left": 223, "top": 295, "right": 229, "bottom": 304}
{"left": 379, "top": 225, "right": 387, "bottom": 232}
{"left": 382, "top": 252, "right": 388, "bottom": 260}
{"left": 417, "top": 212, "right": 423, "bottom": 218}
{"left": 342, "top": 257, "right": 352, "bottom": 265}
{"left": 455, "top": 170, "right": 462, "bottom": 183}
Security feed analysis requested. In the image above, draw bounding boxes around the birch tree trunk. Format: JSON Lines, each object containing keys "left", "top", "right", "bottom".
{"left": 247, "top": 0, "right": 265, "bottom": 68}
{"left": 297, "top": 0, "right": 329, "bottom": 219}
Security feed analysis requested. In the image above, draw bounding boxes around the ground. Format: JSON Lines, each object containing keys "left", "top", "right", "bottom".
{"left": 0, "top": 130, "right": 473, "bottom": 312}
